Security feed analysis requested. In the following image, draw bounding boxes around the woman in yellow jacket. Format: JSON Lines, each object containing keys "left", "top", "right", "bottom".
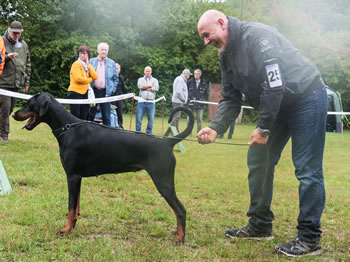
{"left": 68, "top": 46, "right": 98, "bottom": 120}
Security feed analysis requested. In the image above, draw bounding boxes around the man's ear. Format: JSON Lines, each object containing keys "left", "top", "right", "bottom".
{"left": 218, "top": 18, "right": 226, "bottom": 29}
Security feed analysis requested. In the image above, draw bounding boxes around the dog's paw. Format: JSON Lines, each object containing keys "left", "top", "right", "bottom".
{"left": 173, "top": 236, "right": 185, "bottom": 245}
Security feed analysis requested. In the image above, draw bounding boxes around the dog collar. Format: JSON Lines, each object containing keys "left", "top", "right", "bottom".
{"left": 52, "top": 122, "right": 86, "bottom": 137}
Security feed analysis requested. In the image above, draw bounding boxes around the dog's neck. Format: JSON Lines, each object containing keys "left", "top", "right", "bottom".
{"left": 44, "top": 100, "right": 82, "bottom": 131}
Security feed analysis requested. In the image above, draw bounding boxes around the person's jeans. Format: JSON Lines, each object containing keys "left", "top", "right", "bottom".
{"left": 68, "top": 91, "right": 89, "bottom": 120}
{"left": 94, "top": 88, "right": 111, "bottom": 126}
{"left": 136, "top": 102, "right": 155, "bottom": 134}
{"left": 192, "top": 107, "right": 203, "bottom": 133}
{"left": 246, "top": 86, "right": 328, "bottom": 242}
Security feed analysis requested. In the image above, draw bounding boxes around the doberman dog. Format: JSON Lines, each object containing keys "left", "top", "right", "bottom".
{"left": 13, "top": 92, "right": 194, "bottom": 244}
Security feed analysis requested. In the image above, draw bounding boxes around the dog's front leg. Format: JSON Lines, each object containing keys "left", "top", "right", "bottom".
{"left": 60, "top": 175, "right": 82, "bottom": 234}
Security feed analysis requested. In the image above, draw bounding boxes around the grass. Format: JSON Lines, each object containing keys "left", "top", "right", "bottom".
{"left": 0, "top": 112, "right": 349, "bottom": 261}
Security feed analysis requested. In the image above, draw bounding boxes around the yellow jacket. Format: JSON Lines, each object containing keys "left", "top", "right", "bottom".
{"left": 68, "top": 60, "right": 98, "bottom": 94}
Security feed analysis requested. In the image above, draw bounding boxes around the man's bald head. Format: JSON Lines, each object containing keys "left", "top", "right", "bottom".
{"left": 197, "top": 10, "right": 230, "bottom": 52}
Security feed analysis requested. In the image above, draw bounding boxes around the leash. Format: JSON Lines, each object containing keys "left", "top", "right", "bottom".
{"left": 52, "top": 121, "right": 249, "bottom": 146}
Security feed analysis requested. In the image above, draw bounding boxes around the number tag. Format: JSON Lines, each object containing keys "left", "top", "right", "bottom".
{"left": 265, "top": 63, "right": 283, "bottom": 88}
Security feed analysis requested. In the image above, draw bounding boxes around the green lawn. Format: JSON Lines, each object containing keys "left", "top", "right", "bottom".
{"left": 0, "top": 113, "right": 349, "bottom": 261}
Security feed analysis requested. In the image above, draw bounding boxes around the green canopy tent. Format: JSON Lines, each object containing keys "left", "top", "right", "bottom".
{"left": 326, "top": 86, "right": 343, "bottom": 133}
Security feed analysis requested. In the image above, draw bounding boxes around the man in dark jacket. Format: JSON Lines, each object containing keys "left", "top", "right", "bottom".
{"left": 187, "top": 69, "right": 208, "bottom": 133}
{"left": 197, "top": 10, "right": 328, "bottom": 257}
{"left": 0, "top": 21, "right": 31, "bottom": 143}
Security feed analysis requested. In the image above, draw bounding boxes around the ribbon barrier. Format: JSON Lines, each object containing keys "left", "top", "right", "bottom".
{"left": 0, "top": 88, "right": 135, "bottom": 104}
{"left": 189, "top": 99, "right": 350, "bottom": 115}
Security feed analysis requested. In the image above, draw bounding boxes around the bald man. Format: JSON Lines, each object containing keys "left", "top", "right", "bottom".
{"left": 136, "top": 66, "right": 159, "bottom": 134}
{"left": 197, "top": 10, "right": 327, "bottom": 257}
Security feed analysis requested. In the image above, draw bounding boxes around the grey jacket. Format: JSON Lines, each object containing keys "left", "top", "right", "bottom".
{"left": 172, "top": 74, "right": 188, "bottom": 104}
{"left": 0, "top": 30, "right": 31, "bottom": 89}
{"left": 210, "top": 16, "right": 323, "bottom": 133}
{"left": 137, "top": 76, "right": 159, "bottom": 101}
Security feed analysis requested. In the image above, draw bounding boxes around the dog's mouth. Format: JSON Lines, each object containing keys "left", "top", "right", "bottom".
{"left": 23, "top": 113, "right": 41, "bottom": 130}
{"left": 13, "top": 111, "right": 41, "bottom": 130}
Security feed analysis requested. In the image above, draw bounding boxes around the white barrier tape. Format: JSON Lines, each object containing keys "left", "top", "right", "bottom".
{"left": 189, "top": 99, "right": 350, "bottom": 115}
{"left": 189, "top": 99, "right": 254, "bottom": 109}
{"left": 134, "top": 96, "right": 166, "bottom": 103}
{"left": 2, "top": 89, "right": 349, "bottom": 114}
{"left": 0, "top": 88, "right": 135, "bottom": 104}
{"left": 0, "top": 88, "right": 32, "bottom": 100}
{"left": 57, "top": 93, "right": 135, "bottom": 104}
{"left": 327, "top": 112, "right": 350, "bottom": 115}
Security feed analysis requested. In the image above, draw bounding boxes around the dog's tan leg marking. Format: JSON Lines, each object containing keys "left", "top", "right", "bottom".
{"left": 173, "top": 211, "right": 185, "bottom": 245}
{"left": 60, "top": 209, "right": 77, "bottom": 234}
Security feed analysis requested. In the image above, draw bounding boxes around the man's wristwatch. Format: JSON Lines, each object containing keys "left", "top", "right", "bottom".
{"left": 257, "top": 127, "right": 271, "bottom": 137}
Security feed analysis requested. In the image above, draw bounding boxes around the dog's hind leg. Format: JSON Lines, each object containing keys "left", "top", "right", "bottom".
{"left": 60, "top": 175, "right": 82, "bottom": 234}
{"left": 147, "top": 167, "right": 186, "bottom": 245}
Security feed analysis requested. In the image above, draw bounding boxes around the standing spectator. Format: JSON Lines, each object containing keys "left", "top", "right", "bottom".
{"left": 0, "top": 21, "right": 31, "bottom": 143}
{"left": 113, "top": 63, "right": 127, "bottom": 128}
{"left": 90, "top": 42, "right": 118, "bottom": 126}
{"left": 135, "top": 66, "right": 159, "bottom": 134}
{"left": 187, "top": 69, "right": 208, "bottom": 133}
{"left": 217, "top": 120, "right": 235, "bottom": 139}
{"left": 170, "top": 69, "right": 191, "bottom": 131}
{"left": 67, "top": 46, "right": 98, "bottom": 120}
{"left": 197, "top": 10, "right": 328, "bottom": 257}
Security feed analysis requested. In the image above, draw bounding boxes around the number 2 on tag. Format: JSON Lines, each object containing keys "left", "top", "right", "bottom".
{"left": 265, "top": 64, "right": 283, "bottom": 88}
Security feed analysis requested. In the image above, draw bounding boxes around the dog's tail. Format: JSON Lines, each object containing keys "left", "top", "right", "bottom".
{"left": 167, "top": 106, "right": 194, "bottom": 147}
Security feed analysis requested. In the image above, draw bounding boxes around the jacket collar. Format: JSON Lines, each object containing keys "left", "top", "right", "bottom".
{"left": 221, "top": 16, "right": 242, "bottom": 56}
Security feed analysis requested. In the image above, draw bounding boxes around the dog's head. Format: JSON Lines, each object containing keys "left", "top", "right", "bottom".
{"left": 12, "top": 92, "right": 53, "bottom": 130}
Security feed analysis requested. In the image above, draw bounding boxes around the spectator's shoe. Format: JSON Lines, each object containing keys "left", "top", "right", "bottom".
{"left": 225, "top": 224, "right": 274, "bottom": 240}
{"left": 275, "top": 237, "right": 322, "bottom": 257}
{"left": 0, "top": 136, "right": 9, "bottom": 143}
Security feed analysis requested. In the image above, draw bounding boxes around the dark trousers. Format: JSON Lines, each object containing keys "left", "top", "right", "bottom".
{"left": 247, "top": 87, "right": 328, "bottom": 242}
{"left": 68, "top": 91, "right": 89, "bottom": 120}
{"left": 0, "top": 88, "right": 17, "bottom": 138}
{"left": 115, "top": 100, "right": 124, "bottom": 128}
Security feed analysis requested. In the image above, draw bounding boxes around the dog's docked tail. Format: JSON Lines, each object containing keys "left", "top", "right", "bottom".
{"left": 167, "top": 107, "right": 194, "bottom": 146}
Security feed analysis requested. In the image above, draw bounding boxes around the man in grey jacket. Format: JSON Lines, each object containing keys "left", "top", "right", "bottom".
{"left": 170, "top": 69, "right": 191, "bottom": 131}
{"left": 0, "top": 21, "right": 31, "bottom": 143}
{"left": 197, "top": 10, "right": 327, "bottom": 257}
{"left": 136, "top": 66, "right": 159, "bottom": 134}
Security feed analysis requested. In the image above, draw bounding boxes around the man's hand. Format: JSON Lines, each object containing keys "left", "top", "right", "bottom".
{"left": 23, "top": 86, "right": 29, "bottom": 93}
{"left": 7, "top": 52, "right": 17, "bottom": 59}
{"left": 248, "top": 128, "right": 268, "bottom": 146}
{"left": 197, "top": 127, "right": 217, "bottom": 144}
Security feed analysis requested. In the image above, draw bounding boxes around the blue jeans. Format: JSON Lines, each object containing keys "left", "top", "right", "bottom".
{"left": 246, "top": 87, "right": 328, "bottom": 242}
{"left": 94, "top": 88, "right": 111, "bottom": 126}
{"left": 136, "top": 102, "right": 155, "bottom": 134}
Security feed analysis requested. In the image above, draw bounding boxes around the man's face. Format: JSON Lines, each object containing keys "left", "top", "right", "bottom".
{"left": 144, "top": 67, "right": 152, "bottom": 78}
{"left": 184, "top": 73, "right": 190, "bottom": 80}
{"left": 97, "top": 44, "right": 109, "bottom": 59}
{"left": 9, "top": 31, "right": 21, "bottom": 42}
{"left": 197, "top": 20, "right": 228, "bottom": 52}
{"left": 194, "top": 71, "right": 201, "bottom": 81}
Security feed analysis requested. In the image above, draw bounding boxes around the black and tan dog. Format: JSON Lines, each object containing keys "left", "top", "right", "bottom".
{"left": 13, "top": 92, "right": 193, "bottom": 244}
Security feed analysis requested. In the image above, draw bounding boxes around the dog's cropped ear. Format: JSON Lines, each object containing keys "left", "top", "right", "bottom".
{"left": 36, "top": 94, "right": 52, "bottom": 116}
